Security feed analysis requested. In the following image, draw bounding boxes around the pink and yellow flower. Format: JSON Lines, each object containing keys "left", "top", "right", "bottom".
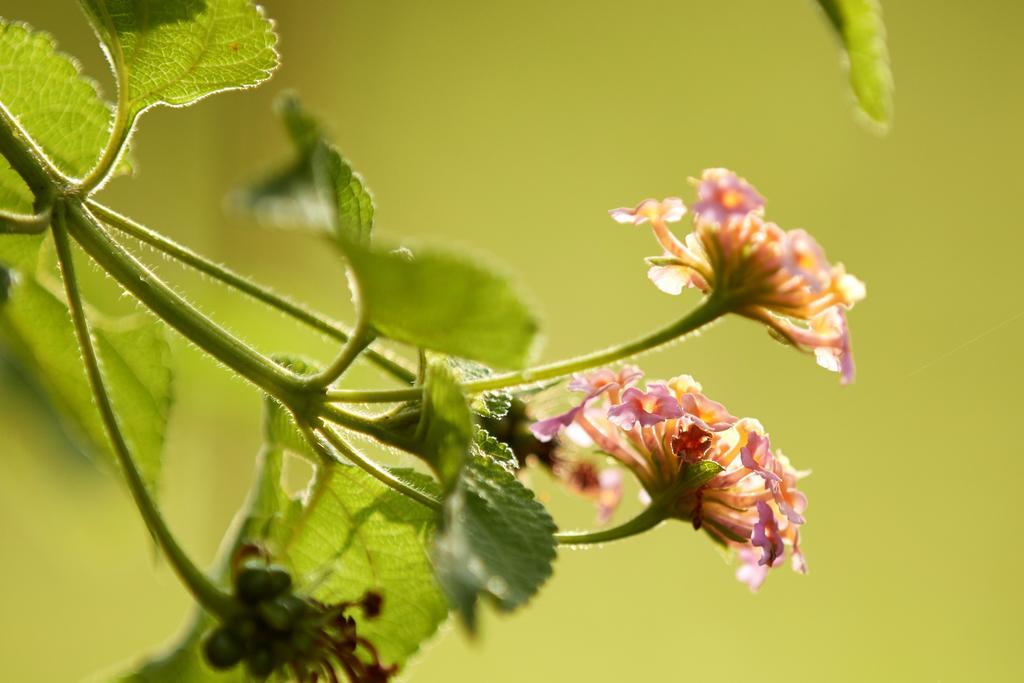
{"left": 532, "top": 370, "right": 808, "bottom": 590}
{"left": 612, "top": 169, "right": 866, "bottom": 383}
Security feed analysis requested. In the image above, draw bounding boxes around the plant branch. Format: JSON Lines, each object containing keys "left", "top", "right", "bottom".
{"left": 51, "top": 204, "right": 235, "bottom": 618}
{"left": 64, "top": 201, "right": 306, "bottom": 403}
{"left": 325, "top": 295, "right": 729, "bottom": 403}
{"left": 87, "top": 200, "right": 416, "bottom": 384}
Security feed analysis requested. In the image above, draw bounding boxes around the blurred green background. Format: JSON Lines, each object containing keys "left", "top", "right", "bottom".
{"left": 2, "top": 1, "right": 1021, "bottom": 680}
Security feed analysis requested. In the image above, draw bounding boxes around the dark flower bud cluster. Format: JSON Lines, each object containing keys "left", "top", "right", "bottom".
{"left": 203, "top": 554, "right": 396, "bottom": 682}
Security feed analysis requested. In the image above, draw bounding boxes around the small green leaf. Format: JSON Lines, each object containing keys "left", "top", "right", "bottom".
{"left": 0, "top": 20, "right": 115, "bottom": 205}
{"left": 0, "top": 234, "right": 173, "bottom": 492}
{"left": 472, "top": 425, "right": 518, "bottom": 472}
{"left": 346, "top": 240, "right": 540, "bottom": 369}
{"left": 433, "top": 455, "right": 557, "bottom": 632}
{"left": 234, "top": 94, "right": 374, "bottom": 245}
{"left": 79, "top": 0, "right": 278, "bottom": 122}
{"left": 447, "top": 357, "right": 514, "bottom": 419}
{"left": 816, "top": 0, "right": 893, "bottom": 129}
{"left": 284, "top": 465, "right": 449, "bottom": 666}
{"left": 418, "top": 360, "right": 474, "bottom": 490}
{"left": 678, "top": 460, "right": 725, "bottom": 491}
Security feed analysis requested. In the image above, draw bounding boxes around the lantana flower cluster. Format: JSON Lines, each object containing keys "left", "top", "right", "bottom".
{"left": 611, "top": 168, "right": 865, "bottom": 384}
{"left": 531, "top": 367, "right": 807, "bottom": 590}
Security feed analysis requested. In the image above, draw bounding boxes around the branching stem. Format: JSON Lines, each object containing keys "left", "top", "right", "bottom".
{"left": 64, "top": 202, "right": 308, "bottom": 403}
{"left": 87, "top": 201, "right": 415, "bottom": 384}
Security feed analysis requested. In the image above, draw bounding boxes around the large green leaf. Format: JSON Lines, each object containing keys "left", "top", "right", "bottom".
{"left": 79, "top": 0, "right": 278, "bottom": 123}
{"left": 433, "top": 455, "right": 557, "bottom": 632}
{"left": 283, "top": 464, "right": 449, "bottom": 666}
{"left": 816, "top": 0, "right": 893, "bottom": 128}
{"left": 418, "top": 360, "right": 474, "bottom": 490}
{"left": 233, "top": 94, "right": 374, "bottom": 245}
{"left": 0, "top": 20, "right": 115, "bottom": 207}
{"left": 0, "top": 234, "right": 172, "bottom": 492}
{"left": 346, "top": 240, "right": 540, "bottom": 369}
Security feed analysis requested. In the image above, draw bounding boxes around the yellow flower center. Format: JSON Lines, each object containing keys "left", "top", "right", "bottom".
{"left": 720, "top": 189, "right": 745, "bottom": 209}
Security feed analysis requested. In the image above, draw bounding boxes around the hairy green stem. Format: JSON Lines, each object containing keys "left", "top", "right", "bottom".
{"left": 64, "top": 202, "right": 307, "bottom": 403}
{"left": 554, "top": 503, "right": 669, "bottom": 546}
{"left": 303, "top": 278, "right": 373, "bottom": 388}
{"left": 304, "top": 423, "right": 442, "bottom": 511}
{"left": 77, "top": 0, "right": 132, "bottom": 194}
{"left": 0, "top": 207, "right": 49, "bottom": 234}
{"left": 0, "top": 103, "right": 68, "bottom": 199}
{"left": 51, "top": 205, "right": 235, "bottom": 618}
{"left": 87, "top": 201, "right": 416, "bottom": 384}
{"left": 325, "top": 296, "right": 728, "bottom": 403}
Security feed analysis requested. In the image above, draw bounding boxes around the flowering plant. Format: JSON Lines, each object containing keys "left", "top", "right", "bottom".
{"left": 0, "top": 1, "right": 888, "bottom": 681}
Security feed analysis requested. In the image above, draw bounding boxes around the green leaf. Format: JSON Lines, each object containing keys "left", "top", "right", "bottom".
{"left": 0, "top": 234, "right": 173, "bottom": 492}
{"left": 447, "top": 357, "right": 514, "bottom": 419}
{"left": 816, "top": 0, "right": 893, "bottom": 128}
{"left": 284, "top": 465, "right": 449, "bottom": 666}
{"left": 472, "top": 425, "right": 518, "bottom": 472}
{"left": 0, "top": 20, "right": 115, "bottom": 206}
{"left": 346, "top": 240, "right": 540, "bottom": 369}
{"left": 233, "top": 94, "right": 374, "bottom": 245}
{"left": 433, "top": 455, "right": 557, "bottom": 632}
{"left": 79, "top": 0, "right": 278, "bottom": 122}
{"left": 236, "top": 96, "right": 540, "bottom": 366}
{"left": 678, "top": 460, "right": 725, "bottom": 491}
{"left": 418, "top": 360, "right": 474, "bottom": 490}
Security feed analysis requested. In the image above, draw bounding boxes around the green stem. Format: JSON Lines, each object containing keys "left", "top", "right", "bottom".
{"left": 78, "top": 105, "right": 130, "bottom": 192}
{"left": 0, "top": 207, "right": 49, "bottom": 234}
{"left": 325, "top": 296, "right": 728, "bottom": 403}
{"left": 78, "top": 1, "right": 132, "bottom": 194}
{"left": 303, "top": 280, "right": 373, "bottom": 388}
{"left": 554, "top": 502, "right": 669, "bottom": 546}
{"left": 51, "top": 205, "right": 235, "bottom": 618}
{"left": 64, "top": 202, "right": 306, "bottom": 403}
{"left": 0, "top": 103, "right": 68, "bottom": 199}
{"left": 304, "top": 423, "right": 442, "bottom": 511}
{"left": 87, "top": 201, "right": 416, "bottom": 384}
